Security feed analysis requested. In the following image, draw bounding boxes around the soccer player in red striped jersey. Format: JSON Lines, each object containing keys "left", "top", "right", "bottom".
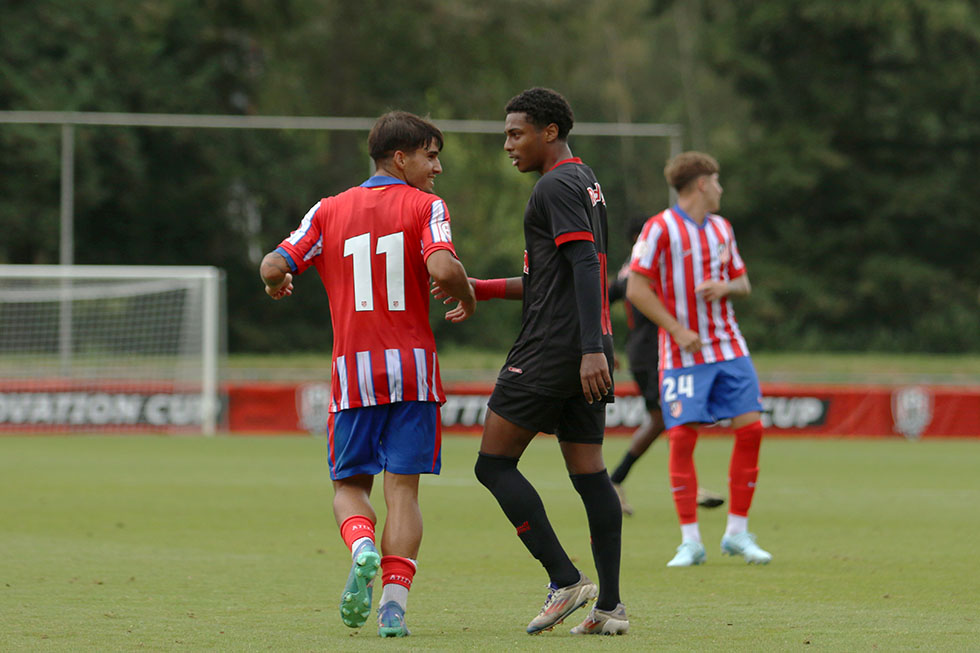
{"left": 260, "top": 111, "right": 476, "bottom": 637}
{"left": 627, "top": 151, "right": 772, "bottom": 567}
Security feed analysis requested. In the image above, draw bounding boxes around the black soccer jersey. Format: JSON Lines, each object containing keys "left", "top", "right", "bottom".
{"left": 497, "top": 158, "right": 615, "bottom": 397}
{"left": 609, "top": 261, "right": 659, "bottom": 372}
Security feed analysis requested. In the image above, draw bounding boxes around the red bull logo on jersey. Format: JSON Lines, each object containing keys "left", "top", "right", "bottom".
{"left": 587, "top": 182, "right": 606, "bottom": 207}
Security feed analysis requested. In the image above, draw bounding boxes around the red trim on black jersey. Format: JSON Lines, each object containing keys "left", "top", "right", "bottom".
{"left": 599, "top": 252, "right": 612, "bottom": 335}
{"left": 554, "top": 230, "right": 595, "bottom": 246}
{"left": 550, "top": 157, "right": 583, "bottom": 170}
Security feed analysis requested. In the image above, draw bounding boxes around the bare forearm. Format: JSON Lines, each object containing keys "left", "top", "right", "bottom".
{"left": 427, "top": 250, "right": 476, "bottom": 304}
{"left": 626, "top": 272, "right": 683, "bottom": 334}
{"left": 260, "top": 252, "right": 289, "bottom": 287}
{"left": 727, "top": 274, "right": 751, "bottom": 297}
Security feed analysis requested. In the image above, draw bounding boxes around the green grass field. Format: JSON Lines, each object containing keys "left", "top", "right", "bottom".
{"left": 2, "top": 434, "right": 978, "bottom": 651}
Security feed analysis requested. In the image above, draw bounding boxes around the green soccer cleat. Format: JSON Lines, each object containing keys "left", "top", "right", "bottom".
{"left": 526, "top": 572, "right": 598, "bottom": 634}
{"left": 340, "top": 540, "right": 380, "bottom": 628}
{"left": 377, "top": 600, "right": 411, "bottom": 637}
{"left": 666, "top": 540, "right": 706, "bottom": 567}
{"left": 721, "top": 532, "right": 772, "bottom": 565}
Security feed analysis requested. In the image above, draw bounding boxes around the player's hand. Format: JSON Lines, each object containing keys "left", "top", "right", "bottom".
{"left": 580, "top": 352, "right": 612, "bottom": 404}
{"left": 430, "top": 278, "right": 455, "bottom": 304}
{"left": 695, "top": 279, "right": 728, "bottom": 302}
{"left": 673, "top": 327, "right": 702, "bottom": 353}
{"left": 444, "top": 296, "right": 476, "bottom": 323}
{"left": 265, "top": 273, "right": 293, "bottom": 300}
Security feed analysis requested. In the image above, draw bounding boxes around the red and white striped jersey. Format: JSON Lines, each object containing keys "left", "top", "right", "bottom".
{"left": 275, "top": 175, "right": 456, "bottom": 411}
{"left": 629, "top": 206, "right": 750, "bottom": 370}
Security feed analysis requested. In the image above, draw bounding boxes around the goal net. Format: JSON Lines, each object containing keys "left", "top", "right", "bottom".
{"left": 0, "top": 265, "right": 225, "bottom": 433}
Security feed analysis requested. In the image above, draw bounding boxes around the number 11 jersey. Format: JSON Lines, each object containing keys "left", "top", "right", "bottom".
{"left": 275, "top": 175, "right": 457, "bottom": 412}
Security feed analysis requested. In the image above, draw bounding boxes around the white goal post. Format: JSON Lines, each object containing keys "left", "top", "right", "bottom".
{"left": 0, "top": 265, "right": 225, "bottom": 434}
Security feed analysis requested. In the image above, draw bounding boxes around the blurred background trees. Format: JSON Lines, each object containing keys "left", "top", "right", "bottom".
{"left": 2, "top": 0, "right": 978, "bottom": 353}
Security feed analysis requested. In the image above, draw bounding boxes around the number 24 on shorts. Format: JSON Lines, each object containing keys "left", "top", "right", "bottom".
{"left": 663, "top": 374, "right": 694, "bottom": 401}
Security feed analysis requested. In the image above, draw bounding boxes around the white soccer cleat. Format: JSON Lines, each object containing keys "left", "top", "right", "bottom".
{"left": 666, "top": 540, "right": 706, "bottom": 567}
{"left": 721, "top": 532, "right": 772, "bottom": 564}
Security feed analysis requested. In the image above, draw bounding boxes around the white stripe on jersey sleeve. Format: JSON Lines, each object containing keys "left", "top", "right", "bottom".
{"left": 356, "top": 351, "right": 376, "bottom": 407}
{"left": 414, "top": 348, "right": 428, "bottom": 401}
{"left": 302, "top": 235, "right": 323, "bottom": 262}
{"left": 335, "top": 355, "right": 350, "bottom": 411}
{"left": 428, "top": 200, "right": 448, "bottom": 243}
{"left": 386, "top": 349, "right": 403, "bottom": 403}
{"left": 287, "top": 201, "right": 321, "bottom": 245}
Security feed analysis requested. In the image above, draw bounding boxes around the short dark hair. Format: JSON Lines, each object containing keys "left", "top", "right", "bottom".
{"left": 664, "top": 151, "right": 719, "bottom": 192}
{"left": 368, "top": 111, "right": 444, "bottom": 162}
{"left": 505, "top": 87, "right": 574, "bottom": 140}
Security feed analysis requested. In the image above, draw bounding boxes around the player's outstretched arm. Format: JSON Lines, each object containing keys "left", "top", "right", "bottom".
{"left": 426, "top": 250, "right": 476, "bottom": 322}
{"left": 260, "top": 251, "right": 294, "bottom": 300}
{"left": 626, "top": 271, "right": 702, "bottom": 353}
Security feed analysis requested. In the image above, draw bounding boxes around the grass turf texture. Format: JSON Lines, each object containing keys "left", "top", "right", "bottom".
{"left": 1, "top": 434, "right": 977, "bottom": 651}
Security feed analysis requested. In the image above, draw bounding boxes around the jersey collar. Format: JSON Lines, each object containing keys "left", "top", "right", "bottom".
{"left": 361, "top": 175, "right": 407, "bottom": 188}
{"left": 549, "top": 157, "right": 583, "bottom": 171}
{"left": 671, "top": 204, "right": 708, "bottom": 228}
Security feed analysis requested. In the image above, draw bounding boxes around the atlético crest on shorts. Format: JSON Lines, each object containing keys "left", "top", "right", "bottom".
{"left": 670, "top": 401, "right": 683, "bottom": 418}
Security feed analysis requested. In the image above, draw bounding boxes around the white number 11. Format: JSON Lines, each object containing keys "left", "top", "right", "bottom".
{"left": 343, "top": 231, "right": 405, "bottom": 312}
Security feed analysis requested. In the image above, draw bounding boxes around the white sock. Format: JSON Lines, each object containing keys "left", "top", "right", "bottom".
{"left": 379, "top": 583, "right": 410, "bottom": 611}
{"left": 725, "top": 514, "right": 748, "bottom": 537}
{"left": 680, "top": 522, "right": 702, "bottom": 544}
{"left": 351, "top": 537, "right": 373, "bottom": 558}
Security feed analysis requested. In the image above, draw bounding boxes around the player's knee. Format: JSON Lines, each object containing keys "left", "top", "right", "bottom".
{"left": 474, "top": 452, "right": 518, "bottom": 490}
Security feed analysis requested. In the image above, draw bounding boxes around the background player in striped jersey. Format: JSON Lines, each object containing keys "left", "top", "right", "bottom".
{"left": 260, "top": 111, "right": 476, "bottom": 637}
{"left": 607, "top": 217, "right": 725, "bottom": 516}
{"left": 626, "top": 151, "right": 772, "bottom": 567}
{"left": 447, "top": 87, "right": 629, "bottom": 635}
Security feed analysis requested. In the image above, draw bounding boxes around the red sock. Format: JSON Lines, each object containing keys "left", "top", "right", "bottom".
{"left": 729, "top": 420, "right": 763, "bottom": 517}
{"left": 668, "top": 425, "right": 699, "bottom": 524}
{"left": 380, "top": 555, "right": 416, "bottom": 590}
{"left": 339, "top": 515, "right": 375, "bottom": 552}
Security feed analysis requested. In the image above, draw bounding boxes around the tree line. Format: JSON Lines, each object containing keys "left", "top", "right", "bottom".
{"left": 2, "top": 0, "right": 978, "bottom": 353}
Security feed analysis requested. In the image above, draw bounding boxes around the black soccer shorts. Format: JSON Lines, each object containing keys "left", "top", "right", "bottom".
{"left": 631, "top": 368, "right": 662, "bottom": 412}
{"left": 488, "top": 382, "right": 607, "bottom": 444}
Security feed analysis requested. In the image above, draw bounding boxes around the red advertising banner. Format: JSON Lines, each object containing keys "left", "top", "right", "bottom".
{"left": 2, "top": 379, "right": 975, "bottom": 437}
{"left": 224, "top": 381, "right": 980, "bottom": 439}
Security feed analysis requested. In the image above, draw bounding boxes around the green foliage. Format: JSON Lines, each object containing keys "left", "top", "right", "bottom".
{"left": 2, "top": 0, "right": 978, "bottom": 351}
{"left": 702, "top": 0, "right": 980, "bottom": 350}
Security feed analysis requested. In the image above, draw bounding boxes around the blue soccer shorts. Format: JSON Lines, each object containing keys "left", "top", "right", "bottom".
{"left": 660, "top": 357, "right": 763, "bottom": 429}
{"left": 327, "top": 401, "right": 441, "bottom": 480}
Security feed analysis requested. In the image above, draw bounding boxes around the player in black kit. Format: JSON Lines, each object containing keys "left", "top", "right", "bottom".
{"left": 456, "top": 88, "right": 628, "bottom": 635}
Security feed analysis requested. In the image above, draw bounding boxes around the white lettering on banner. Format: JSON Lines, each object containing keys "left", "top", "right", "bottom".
{"left": 0, "top": 392, "right": 204, "bottom": 426}
{"left": 297, "top": 383, "right": 331, "bottom": 434}
{"left": 441, "top": 395, "right": 490, "bottom": 427}
{"left": 438, "top": 394, "right": 649, "bottom": 430}
{"left": 603, "top": 396, "right": 647, "bottom": 428}
{"left": 761, "top": 396, "right": 828, "bottom": 429}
